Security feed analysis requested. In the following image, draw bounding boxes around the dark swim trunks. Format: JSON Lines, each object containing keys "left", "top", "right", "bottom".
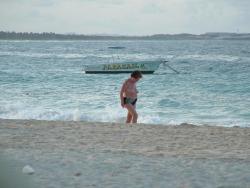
{"left": 124, "top": 97, "right": 137, "bottom": 106}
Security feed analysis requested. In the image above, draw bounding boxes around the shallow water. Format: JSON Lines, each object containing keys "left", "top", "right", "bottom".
{"left": 0, "top": 40, "right": 250, "bottom": 127}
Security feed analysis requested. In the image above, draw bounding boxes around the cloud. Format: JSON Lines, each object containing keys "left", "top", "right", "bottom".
{"left": 0, "top": 0, "right": 250, "bottom": 34}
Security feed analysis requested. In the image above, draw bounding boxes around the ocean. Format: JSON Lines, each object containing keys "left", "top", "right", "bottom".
{"left": 0, "top": 40, "right": 250, "bottom": 127}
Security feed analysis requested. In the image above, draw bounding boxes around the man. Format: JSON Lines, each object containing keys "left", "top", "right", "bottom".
{"left": 120, "top": 70, "right": 142, "bottom": 123}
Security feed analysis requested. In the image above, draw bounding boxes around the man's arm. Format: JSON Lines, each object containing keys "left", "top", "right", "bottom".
{"left": 120, "top": 81, "right": 127, "bottom": 107}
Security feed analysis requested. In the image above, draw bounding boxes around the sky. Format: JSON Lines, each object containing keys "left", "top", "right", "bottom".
{"left": 0, "top": 0, "right": 250, "bottom": 35}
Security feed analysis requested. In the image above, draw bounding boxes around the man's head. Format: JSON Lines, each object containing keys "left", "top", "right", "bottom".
{"left": 131, "top": 70, "right": 142, "bottom": 80}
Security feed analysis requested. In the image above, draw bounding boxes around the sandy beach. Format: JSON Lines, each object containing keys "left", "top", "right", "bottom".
{"left": 1, "top": 119, "right": 250, "bottom": 188}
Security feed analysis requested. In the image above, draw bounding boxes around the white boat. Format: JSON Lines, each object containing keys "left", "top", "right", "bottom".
{"left": 84, "top": 59, "right": 167, "bottom": 74}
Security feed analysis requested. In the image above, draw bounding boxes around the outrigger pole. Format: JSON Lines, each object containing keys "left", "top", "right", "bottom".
{"left": 163, "top": 61, "right": 180, "bottom": 74}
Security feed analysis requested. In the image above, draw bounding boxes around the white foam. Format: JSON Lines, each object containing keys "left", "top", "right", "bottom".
{"left": 73, "top": 109, "right": 81, "bottom": 121}
{"left": 1, "top": 103, "right": 249, "bottom": 127}
{"left": 176, "top": 54, "right": 240, "bottom": 62}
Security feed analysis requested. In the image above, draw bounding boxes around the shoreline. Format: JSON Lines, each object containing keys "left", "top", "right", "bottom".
{"left": 1, "top": 118, "right": 250, "bottom": 160}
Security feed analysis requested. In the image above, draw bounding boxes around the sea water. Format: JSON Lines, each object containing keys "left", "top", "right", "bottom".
{"left": 0, "top": 40, "right": 250, "bottom": 127}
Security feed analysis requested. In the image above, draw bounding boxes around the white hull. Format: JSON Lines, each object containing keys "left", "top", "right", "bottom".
{"left": 84, "top": 60, "right": 165, "bottom": 74}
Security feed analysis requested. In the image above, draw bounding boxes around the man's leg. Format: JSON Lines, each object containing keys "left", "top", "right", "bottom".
{"left": 125, "top": 104, "right": 138, "bottom": 123}
{"left": 126, "top": 112, "right": 132, "bottom": 123}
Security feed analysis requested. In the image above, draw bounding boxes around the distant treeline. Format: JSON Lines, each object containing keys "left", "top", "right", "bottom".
{"left": 1, "top": 31, "right": 250, "bottom": 40}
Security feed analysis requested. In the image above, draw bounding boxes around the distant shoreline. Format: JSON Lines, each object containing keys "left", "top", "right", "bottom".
{"left": 1, "top": 31, "right": 250, "bottom": 40}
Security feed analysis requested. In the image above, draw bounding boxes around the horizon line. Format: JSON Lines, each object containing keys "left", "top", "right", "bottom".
{"left": 1, "top": 31, "right": 250, "bottom": 37}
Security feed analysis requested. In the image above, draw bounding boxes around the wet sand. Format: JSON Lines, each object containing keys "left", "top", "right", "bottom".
{"left": 1, "top": 119, "right": 250, "bottom": 187}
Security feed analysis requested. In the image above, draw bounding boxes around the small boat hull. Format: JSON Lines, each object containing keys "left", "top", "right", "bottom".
{"left": 84, "top": 60, "right": 165, "bottom": 74}
{"left": 85, "top": 70, "right": 155, "bottom": 74}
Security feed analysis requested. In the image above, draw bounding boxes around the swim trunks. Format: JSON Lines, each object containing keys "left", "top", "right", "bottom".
{"left": 124, "top": 97, "right": 137, "bottom": 106}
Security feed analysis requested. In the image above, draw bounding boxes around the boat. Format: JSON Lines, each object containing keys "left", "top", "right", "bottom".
{"left": 108, "top": 46, "right": 126, "bottom": 49}
{"left": 84, "top": 59, "right": 167, "bottom": 74}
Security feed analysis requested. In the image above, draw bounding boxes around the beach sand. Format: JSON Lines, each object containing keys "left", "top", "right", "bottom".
{"left": 1, "top": 119, "right": 250, "bottom": 188}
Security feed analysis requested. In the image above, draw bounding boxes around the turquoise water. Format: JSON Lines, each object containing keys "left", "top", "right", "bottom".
{"left": 0, "top": 40, "right": 250, "bottom": 127}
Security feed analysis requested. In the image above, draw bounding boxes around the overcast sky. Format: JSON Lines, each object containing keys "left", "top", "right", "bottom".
{"left": 1, "top": 0, "right": 250, "bottom": 35}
